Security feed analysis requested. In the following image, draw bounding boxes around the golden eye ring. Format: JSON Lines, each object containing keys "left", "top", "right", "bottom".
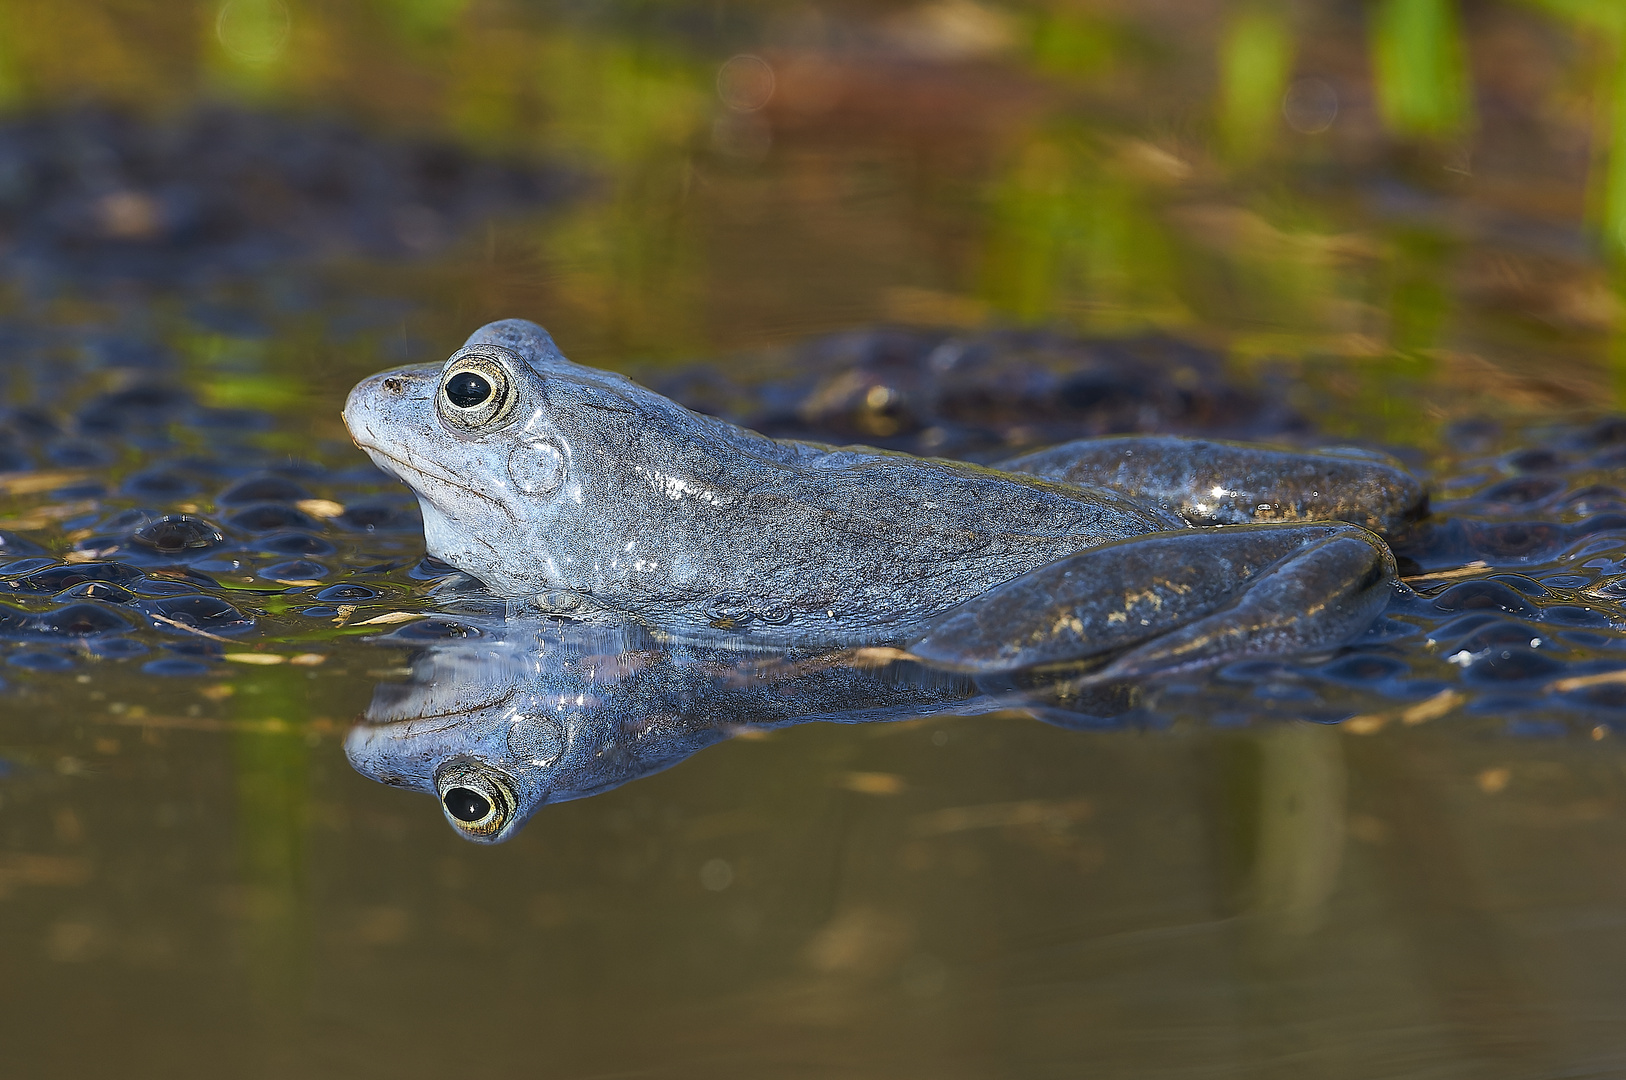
{"left": 437, "top": 344, "right": 521, "bottom": 432}
{"left": 433, "top": 757, "right": 519, "bottom": 841}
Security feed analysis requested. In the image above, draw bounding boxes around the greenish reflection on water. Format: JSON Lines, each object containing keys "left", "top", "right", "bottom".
{"left": 0, "top": 2, "right": 1625, "bottom": 1077}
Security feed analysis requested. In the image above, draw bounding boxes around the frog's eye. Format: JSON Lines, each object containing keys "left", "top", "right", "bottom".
{"left": 437, "top": 345, "right": 521, "bottom": 432}
{"left": 434, "top": 758, "right": 519, "bottom": 842}
{"left": 446, "top": 371, "right": 491, "bottom": 408}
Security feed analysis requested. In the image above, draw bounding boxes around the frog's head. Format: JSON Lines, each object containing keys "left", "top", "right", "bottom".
{"left": 343, "top": 631, "right": 592, "bottom": 844}
{"left": 344, "top": 319, "right": 682, "bottom": 595}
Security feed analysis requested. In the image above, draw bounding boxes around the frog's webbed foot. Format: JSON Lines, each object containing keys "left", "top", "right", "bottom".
{"left": 909, "top": 523, "right": 1397, "bottom": 681}
{"left": 998, "top": 436, "right": 1426, "bottom": 535}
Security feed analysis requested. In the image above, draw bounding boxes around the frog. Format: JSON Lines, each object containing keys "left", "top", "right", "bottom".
{"left": 342, "top": 318, "right": 1424, "bottom": 682}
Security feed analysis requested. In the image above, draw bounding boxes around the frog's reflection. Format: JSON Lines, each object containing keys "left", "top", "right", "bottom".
{"left": 347, "top": 611, "right": 1120, "bottom": 843}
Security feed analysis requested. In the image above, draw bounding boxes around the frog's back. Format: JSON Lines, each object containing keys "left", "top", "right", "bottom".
{"left": 526, "top": 357, "right": 1184, "bottom": 630}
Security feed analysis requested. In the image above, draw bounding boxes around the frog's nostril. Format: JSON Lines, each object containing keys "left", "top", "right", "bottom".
{"left": 383, "top": 377, "right": 405, "bottom": 394}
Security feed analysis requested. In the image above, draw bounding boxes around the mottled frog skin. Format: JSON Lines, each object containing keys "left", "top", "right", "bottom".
{"left": 343, "top": 319, "right": 1422, "bottom": 675}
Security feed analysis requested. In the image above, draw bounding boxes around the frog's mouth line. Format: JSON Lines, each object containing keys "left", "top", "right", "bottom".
{"left": 356, "top": 442, "right": 518, "bottom": 526}
{"left": 356, "top": 689, "right": 523, "bottom": 732}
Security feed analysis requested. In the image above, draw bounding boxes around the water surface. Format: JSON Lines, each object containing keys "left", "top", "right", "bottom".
{"left": 3, "top": 2, "right": 1626, "bottom": 1076}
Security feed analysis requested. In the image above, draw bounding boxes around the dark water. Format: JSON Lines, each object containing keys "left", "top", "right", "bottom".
{"left": 5, "top": 1, "right": 1626, "bottom": 1076}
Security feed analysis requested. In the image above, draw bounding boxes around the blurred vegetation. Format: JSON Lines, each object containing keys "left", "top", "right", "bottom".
{"left": 1372, "top": 0, "right": 1472, "bottom": 138}
{"left": 231, "top": 668, "right": 313, "bottom": 1003}
{"left": 0, "top": 0, "right": 1619, "bottom": 419}
{"left": 1219, "top": 6, "right": 1294, "bottom": 162}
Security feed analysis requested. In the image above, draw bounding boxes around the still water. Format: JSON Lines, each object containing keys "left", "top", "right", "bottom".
{"left": 3, "top": 0, "right": 1626, "bottom": 1076}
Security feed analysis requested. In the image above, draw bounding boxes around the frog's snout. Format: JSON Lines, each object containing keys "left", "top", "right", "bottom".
{"left": 342, "top": 364, "right": 438, "bottom": 448}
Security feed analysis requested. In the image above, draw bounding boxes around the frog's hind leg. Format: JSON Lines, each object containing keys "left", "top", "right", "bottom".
{"left": 908, "top": 522, "right": 1397, "bottom": 681}
{"left": 997, "top": 436, "right": 1426, "bottom": 535}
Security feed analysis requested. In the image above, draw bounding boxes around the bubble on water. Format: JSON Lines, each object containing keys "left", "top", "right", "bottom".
{"left": 1282, "top": 77, "right": 1338, "bottom": 134}
{"left": 717, "top": 55, "right": 776, "bottom": 113}
{"left": 131, "top": 515, "right": 226, "bottom": 557}
{"left": 699, "top": 858, "right": 733, "bottom": 891}
{"left": 216, "top": 0, "right": 291, "bottom": 66}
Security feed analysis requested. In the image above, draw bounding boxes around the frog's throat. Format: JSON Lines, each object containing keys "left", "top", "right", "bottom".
{"left": 358, "top": 443, "right": 518, "bottom": 526}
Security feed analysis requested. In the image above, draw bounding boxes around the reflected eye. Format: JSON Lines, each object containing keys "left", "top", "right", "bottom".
{"left": 443, "top": 786, "right": 492, "bottom": 823}
{"left": 436, "top": 345, "right": 521, "bottom": 432}
{"left": 434, "top": 758, "right": 519, "bottom": 841}
{"left": 445, "top": 371, "right": 492, "bottom": 409}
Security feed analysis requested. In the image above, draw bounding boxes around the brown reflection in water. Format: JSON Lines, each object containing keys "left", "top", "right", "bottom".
{"left": 1344, "top": 732, "right": 1547, "bottom": 1068}
{"left": 0, "top": 684, "right": 1623, "bottom": 1075}
{"left": 1212, "top": 722, "right": 1348, "bottom": 945}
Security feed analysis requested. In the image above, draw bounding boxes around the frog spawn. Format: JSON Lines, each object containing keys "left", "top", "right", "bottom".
{"left": 0, "top": 287, "right": 1619, "bottom": 726}
{"left": 0, "top": 428, "right": 432, "bottom": 675}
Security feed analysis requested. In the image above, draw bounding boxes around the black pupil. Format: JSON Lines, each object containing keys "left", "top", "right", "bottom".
{"left": 444, "top": 787, "right": 493, "bottom": 823}
{"left": 445, "top": 371, "right": 492, "bottom": 409}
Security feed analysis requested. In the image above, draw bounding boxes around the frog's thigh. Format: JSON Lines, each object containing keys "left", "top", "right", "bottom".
{"left": 1085, "top": 531, "right": 1395, "bottom": 684}
{"left": 998, "top": 436, "right": 1424, "bottom": 534}
{"left": 909, "top": 523, "right": 1395, "bottom": 676}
